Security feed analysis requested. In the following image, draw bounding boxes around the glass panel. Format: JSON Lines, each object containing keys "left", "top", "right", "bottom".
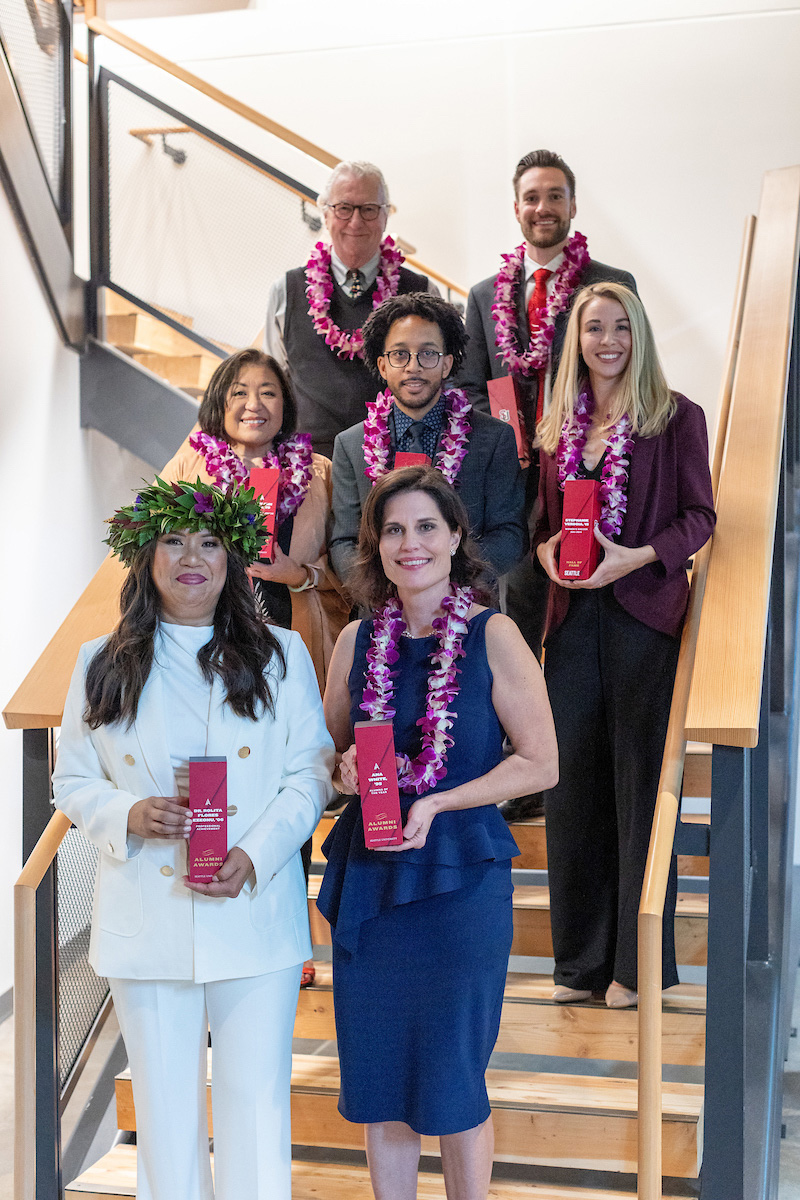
{"left": 105, "top": 75, "right": 323, "bottom": 351}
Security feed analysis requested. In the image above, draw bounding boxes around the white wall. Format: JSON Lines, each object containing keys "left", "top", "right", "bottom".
{"left": 0, "top": 192, "right": 152, "bottom": 998}
{"left": 90, "top": 0, "right": 800, "bottom": 433}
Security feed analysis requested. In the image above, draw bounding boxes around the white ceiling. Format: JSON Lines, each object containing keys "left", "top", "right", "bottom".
{"left": 105, "top": 0, "right": 800, "bottom": 63}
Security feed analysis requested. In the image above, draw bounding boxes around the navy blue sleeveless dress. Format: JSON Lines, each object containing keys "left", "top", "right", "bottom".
{"left": 317, "top": 609, "right": 519, "bottom": 1135}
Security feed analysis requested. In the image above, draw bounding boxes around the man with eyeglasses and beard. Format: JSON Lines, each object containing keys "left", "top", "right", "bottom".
{"left": 265, "top": 160, "right": 437, "bottom": 460}
{"left": 329, "top": 292, "right": 526, "bottom": 586}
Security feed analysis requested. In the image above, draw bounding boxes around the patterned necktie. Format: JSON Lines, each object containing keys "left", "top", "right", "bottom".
{"left": 527, "top": 267, "right": 552, "bottom": 424}
{"left": 345, "top": 268, "right": 365, "bottom": 299}
{"left": 405, "top": 421, "right": 427, "bottom": 453}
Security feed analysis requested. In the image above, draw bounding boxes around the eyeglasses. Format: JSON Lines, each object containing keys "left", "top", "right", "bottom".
{"left": 384, "top": 349, "right": 446, "bottom": 369}
{"left": 324, "top": 202, "right": 388, "bottom": 222}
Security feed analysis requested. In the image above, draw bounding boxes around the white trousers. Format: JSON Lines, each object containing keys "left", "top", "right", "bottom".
{"left": 109, "top": 965, "right": 302, "bottom": 1200}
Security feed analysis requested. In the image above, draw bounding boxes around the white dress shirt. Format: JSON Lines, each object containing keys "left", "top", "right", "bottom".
{"left": 523, "top": 249, "right": 565, "bottom": 414}
{"left": 157, "top": 623, "right": 215, "bottom": 798}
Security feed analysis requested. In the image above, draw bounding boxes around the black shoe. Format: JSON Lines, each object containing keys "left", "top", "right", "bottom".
{"left": 498, "top": 793, "right": 545, "bottom": 823}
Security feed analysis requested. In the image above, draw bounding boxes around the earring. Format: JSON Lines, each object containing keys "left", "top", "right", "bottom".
{"left": 450, "top": 546, "right": 456, "bottom": 557}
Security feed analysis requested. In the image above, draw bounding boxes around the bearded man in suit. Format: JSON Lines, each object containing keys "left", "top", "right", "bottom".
{"left": 329, "top": 292, "right": 526, "bottom": 587}
{"left": 459, "top": 149, "right": 636, "bottom": 821}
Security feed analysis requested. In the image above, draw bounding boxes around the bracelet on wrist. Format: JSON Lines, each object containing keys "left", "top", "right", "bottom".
{"left": 288, "top": 565, "right": 317, "bottom": 593}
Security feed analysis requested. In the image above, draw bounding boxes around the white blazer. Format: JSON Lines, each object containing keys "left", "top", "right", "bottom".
{"left": 53, "top": 627, "right": 334, "bottom": 983}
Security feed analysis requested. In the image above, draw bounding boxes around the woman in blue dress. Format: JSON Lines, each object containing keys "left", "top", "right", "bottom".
{"left": 319, "top": 466, "right": 558, "bottom": 1200}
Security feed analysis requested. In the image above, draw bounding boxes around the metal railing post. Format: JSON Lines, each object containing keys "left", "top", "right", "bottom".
{"left": 701, "top": 743, "right": 749, "bottom": 1199}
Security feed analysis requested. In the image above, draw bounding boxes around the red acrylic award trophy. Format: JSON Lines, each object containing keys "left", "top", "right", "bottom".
{"left": 559, "top": 479, "right": 602, "bottom": 581}
{"left": 394, "top": 452, "right": 432, "bottom": 469}
{"left": 354, "top": 720, "right": 404, "bottom": 848}
{"left": 188, "top": 756, "right": 228, "bottom": 882}
{"left": 487, "top": 376, "right": 530, "bottom": 466}
{"left": 249, "top": 466, "right": 281, "bottom": 561}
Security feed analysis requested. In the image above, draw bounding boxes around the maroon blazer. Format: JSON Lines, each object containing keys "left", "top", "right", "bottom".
{"left": 533, "top": 394, "right": 716, "bottom": 639}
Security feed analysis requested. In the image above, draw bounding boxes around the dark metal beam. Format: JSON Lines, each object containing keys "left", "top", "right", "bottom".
{"left": 702, "top": 743, "right": 749, "bottom": 1199}
{"left": 80, "top": 337, "right": 198, "bottom": 470}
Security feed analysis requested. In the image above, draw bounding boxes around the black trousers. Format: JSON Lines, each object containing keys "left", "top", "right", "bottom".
{"left": 505, "top": 460, "right": 549, "bottom": 661}
{"left": 543, "top": 588, "right": 680, "bottom": 992}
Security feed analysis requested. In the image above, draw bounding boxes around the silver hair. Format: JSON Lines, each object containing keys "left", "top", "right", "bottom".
{"left": 318, "top": 160, "right": 390, "bottom": 209}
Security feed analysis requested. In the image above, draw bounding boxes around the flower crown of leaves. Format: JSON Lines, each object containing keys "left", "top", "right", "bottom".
{"left": 105, "top": 477, "right": 266, "bottom": 566}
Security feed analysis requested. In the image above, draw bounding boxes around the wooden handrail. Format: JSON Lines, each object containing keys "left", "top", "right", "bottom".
{"left": 14, "top": 810, "right": 72, "bottom": 1200}
{"left": 686, "top": 166, "right": 800, "bottom": 746}
{"left": 709, "top": 215, "right": 756, "bottom": 499}
{"left": 637, "top": 171, "right": 800, "bottom": 1197}
{"left": 2, "top": 555, "right": 125, "bottom": 730}
{"left": 86, "top": 16, "right": 339, "bottom": 168}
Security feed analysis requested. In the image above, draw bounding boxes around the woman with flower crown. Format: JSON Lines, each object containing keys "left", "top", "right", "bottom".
{"left": 162, "top": 348, "right": 350, "bottom": 694}
{"left": 533, "top": 282, "right": 715, "bottom": 1010}
{"left": 164, "top": 349, "right": 350, "bottom": 988}
{"left": 319, "top": 465, "right": 558, "bottom": 1200}
{"left": 53, "top": 479, "right": 335, "bottom": 1200}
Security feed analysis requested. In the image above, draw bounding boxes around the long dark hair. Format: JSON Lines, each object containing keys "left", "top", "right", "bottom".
{"left": 348, "top": 466, "right": 492, "bottom": 610}
{"left": 197, "top": 349, "right": 298, "bottom": 444}
{"left": 84, "top": 541, "right": 286, "bottom": 728}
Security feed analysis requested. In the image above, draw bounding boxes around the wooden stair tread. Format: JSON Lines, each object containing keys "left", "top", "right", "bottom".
{"left": 104, "top": 289, "right": 194, "bottom": 327}
{"left": 116, "top": 1052, "right": 703, "bottom": 1119}
{"left": 307, "top": 879, "right": 709, "bottom": 964}
{"left": 305, "top": 963, "right": 705, "bottom": 1012}
{"left": 511, "top": 885, "right": 708, "bottom": 918}
{"left": 64, "top": 1144, "right": 686, "bottom": 1199}
{"left": 307, "top": 876, "right": 709, "bottom": 916}
{"left": 132, "top": 351, "right": 220, "bottom": 395}
{"left": 296, "top": 968, "right": 705, "bottom": 1065}
{"left": 115, "top": 1057, "right": 702, "bottom": 1175}
{"left": 289, "top": 1055, "right": 704, "bottom": 1120}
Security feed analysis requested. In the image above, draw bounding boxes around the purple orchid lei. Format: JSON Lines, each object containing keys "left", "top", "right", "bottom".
{"left": 189, "top": 430, "right": 314, "bottom": 525}
{"left": 556, "top": 389, "right": 634, "bottom": 539}
{"left": 363, "top": 388, "right": 472, "bottom": 486}
{"left": 491, "top": 232, "right": 590, "bottom": 376}
{"left": 359, "top": 585, "right": 474, "bottom": 795}
{"left": 304, "top": 236, "right": 404, "bottom": 361}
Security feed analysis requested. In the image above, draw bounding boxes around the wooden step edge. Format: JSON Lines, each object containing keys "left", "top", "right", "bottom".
{"left": 306, "top": 876, "right": 709, "bottom": 916}
{"left": 296, "top": 964, "right": 707, "bottom": 1015}
{"left": 64, "top": 1143, "right": 688, "bottom": 1199}
{"left": 116, "top": 1055, "right": 704, "bottom": 1122}
{"left": 288, "top": 1057, "right": 704, "bottom": 1120}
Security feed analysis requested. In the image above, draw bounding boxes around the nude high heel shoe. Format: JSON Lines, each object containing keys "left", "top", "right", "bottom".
{"left": 552, "top": 985, "right": 592, "bottom": 1003}
{"left": 605, "top": 981, "right": 638, "bottom": 1008}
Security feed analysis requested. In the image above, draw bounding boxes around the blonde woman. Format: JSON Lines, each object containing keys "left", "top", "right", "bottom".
{"left": 533, "top": 282, "right": 715, "bottom": 1008}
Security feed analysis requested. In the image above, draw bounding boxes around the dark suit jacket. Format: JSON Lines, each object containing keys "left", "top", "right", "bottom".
{"left": 533, "top": 394, "right": 715, "bottom": 639}
{"left": 458, "top": 258, "right": 637, "bottom": 413}
{"left": 330, "top": 408, "right": 528, "bottom": 582}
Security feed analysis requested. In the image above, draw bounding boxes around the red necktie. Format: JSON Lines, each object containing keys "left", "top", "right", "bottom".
{"left": 527, "top": 268, "right": 552, "bottom": 425}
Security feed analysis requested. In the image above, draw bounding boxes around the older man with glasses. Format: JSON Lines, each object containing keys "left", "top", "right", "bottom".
{"left": 265, "top": 161, "right": 437, "bottom": 459}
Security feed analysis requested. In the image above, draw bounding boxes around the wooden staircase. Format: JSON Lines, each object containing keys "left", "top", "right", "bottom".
{"left": 103, "top": 289, "right": 225, "bottom": 398}
{"left": 65, "top": 746, "right": 709, "bottom": 1198}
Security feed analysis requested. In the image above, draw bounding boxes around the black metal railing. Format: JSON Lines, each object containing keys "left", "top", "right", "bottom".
{"left": 93, "top": 67, "right": 324, "bottom": 356}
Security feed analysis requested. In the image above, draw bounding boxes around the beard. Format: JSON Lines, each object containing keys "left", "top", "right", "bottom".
{"left": 392, "top": 377, "right": 445, "bottom": 411}
{"left": 521, "top": 214, "right": 572, "bottom": 250}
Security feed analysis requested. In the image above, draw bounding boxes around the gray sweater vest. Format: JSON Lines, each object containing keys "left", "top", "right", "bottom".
{"left": 284, "top": 265, "right": 428, "bottom": 454}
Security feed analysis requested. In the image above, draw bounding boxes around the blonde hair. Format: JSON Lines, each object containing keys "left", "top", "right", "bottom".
{"left": 537, "top": 282, "right": 676, "bottom": 456}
